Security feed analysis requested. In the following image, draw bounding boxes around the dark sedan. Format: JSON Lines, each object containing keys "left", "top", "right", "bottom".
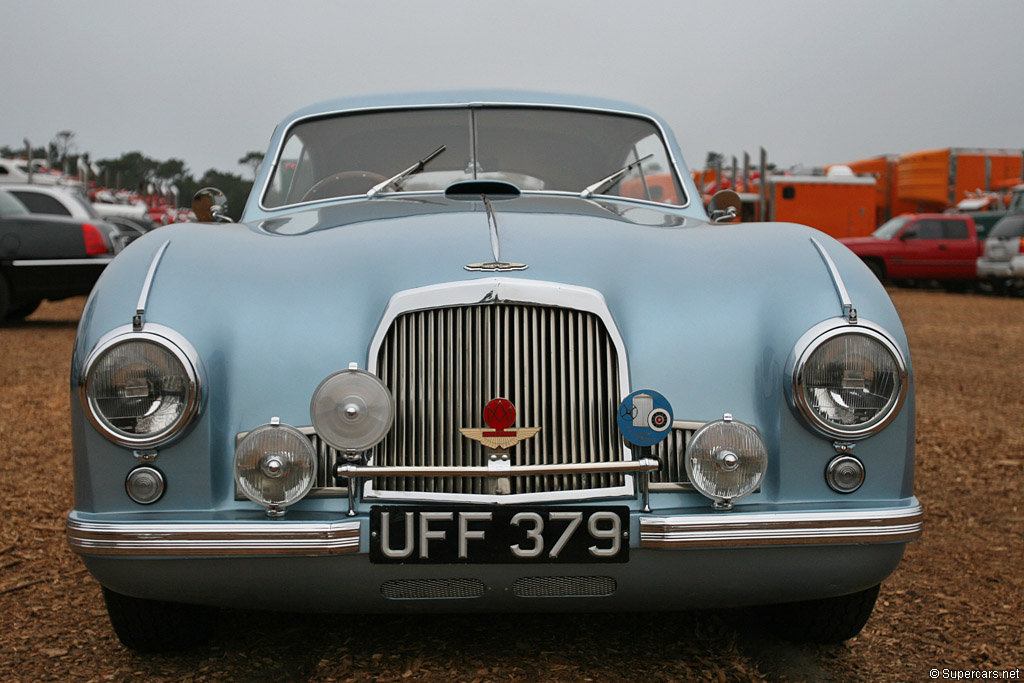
{"left": 0, "top": 188, "right": 118, "bottom": 320}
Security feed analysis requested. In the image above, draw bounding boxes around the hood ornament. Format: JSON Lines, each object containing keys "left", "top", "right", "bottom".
{"left": 465, "top": 196, "right": 528, "bottom": 272}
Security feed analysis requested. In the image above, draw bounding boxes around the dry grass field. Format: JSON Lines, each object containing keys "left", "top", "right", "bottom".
{"left": 1, "top": 291, "right": 1021, "bottom": 682}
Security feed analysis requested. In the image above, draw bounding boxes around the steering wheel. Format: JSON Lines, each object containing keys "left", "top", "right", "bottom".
{"left": 301, "top": 171, "right": 387, "bottom": 202}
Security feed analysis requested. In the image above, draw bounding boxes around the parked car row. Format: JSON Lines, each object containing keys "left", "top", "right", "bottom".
{"left": 0, "top": 188, "right": 123, "bottom": 320}
{"left": 840, "top": 211, "right": 1024, "bottom": 294}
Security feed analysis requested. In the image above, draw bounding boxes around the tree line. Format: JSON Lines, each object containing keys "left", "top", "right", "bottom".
{"left": 1, "top": 131, "right": 262, "bottom": 221}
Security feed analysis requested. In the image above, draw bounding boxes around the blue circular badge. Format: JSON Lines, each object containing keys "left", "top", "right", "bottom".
{"left": 617, "top": 389, "right": 674, "bottom": 447}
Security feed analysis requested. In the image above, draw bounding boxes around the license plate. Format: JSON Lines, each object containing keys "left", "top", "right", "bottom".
{"left": 370, "top": 505, "right": 629, "bottom": 564}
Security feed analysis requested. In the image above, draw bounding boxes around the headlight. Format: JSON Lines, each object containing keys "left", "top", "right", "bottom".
{"left": 234, "top": 421, "right": 316, "bottom": 516}
{"left": 792, "top": 324, "right": 908, "bottom": 440}
{"left": 685, "top": 415, "right": 767, "bottom": 509}
{"left": 310, "top": 369, "right": 394, "bottom": 453}
{"left": 80, "top": 328, "right": 201, "bottom": 449}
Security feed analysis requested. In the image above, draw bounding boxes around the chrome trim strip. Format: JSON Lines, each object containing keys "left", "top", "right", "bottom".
{"left": 256, "top": 101, "right": 691, "bottom": 213}
{"left": 11, "top": 258, "right": 113, "bottom": 266}
{"left": 640, "top": 504, "right": 922, "bottom": 549}
{"left": 339, "top": 458, "right": 658, "bottom": 479}
{"left": 809, "top": 237, "right": 856, "bottom": 323}
{"left": 66, "top": 518, "right": 361, "bottom": 556}
{"left": 136, "top": 240, "right": 171, "bottom": 320}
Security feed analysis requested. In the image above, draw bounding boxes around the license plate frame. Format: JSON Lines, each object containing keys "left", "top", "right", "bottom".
{"left": 369, "top": 505, "right": 630, "bottom": 564}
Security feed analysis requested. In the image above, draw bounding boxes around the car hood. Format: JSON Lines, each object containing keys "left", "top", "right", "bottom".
{"left": 76, "top": 194, "right": 906, "bottom": 432}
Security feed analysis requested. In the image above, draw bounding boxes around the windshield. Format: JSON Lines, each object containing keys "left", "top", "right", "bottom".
{"left": 990, "top": 213, "right": 1024, "bottom": 238}
{"left": 262, "top": 106, "right": 684, "bottom": 209}
{"left": 873, "top": 216, "right": 912, "bottom": 239}
{"left": 0, "top": 189, "right": 29, "bottom": 217}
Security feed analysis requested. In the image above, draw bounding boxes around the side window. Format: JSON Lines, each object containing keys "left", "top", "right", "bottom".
{"left": 944, "top": 220, "right": 969, "bottom": 239}
{"left": 11, "top": 191, "right": 72, "bottom": 216}
{"left": 908, "top": 220, "right": 943, "bottom": 240}
{"left": 264, "top": 135, "right": 315, "bottom": 207}
{"left": 618, "top": 133, "right": 681, "bottom": 205}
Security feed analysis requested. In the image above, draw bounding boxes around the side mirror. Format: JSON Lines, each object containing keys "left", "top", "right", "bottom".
{"left": 899, "top": 228, "right": 917, "bottom": 240}
{"left": 708, "top": 189, "right": 741, "bottom": 223}
{"left": 192, "top": 187, "right": 232, "bottom": 223}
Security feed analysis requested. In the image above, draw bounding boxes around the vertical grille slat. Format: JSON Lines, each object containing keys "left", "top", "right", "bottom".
{"left": 372, "top": 302, "right": 624, "bottom": 496}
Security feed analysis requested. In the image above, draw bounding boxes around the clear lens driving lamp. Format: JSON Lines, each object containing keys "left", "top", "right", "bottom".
{"left": 234, "top": 420, "right": 317, "bottom": 517}
{"left": 685, "top": 415, "right": 767, "bottom": 510}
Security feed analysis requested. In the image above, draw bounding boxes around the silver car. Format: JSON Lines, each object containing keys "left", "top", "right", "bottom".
{"left": 977, "top": 213, "right": 1024, "bottom": 294}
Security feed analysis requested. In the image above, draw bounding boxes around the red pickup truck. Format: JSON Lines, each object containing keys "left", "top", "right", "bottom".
{"left": 839, "top": 213, "right": 982, "bottom": 285}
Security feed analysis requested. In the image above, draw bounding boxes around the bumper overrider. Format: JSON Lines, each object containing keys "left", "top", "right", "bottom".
{"left": 66, "top": 501, "right": 922, "bottom": 557}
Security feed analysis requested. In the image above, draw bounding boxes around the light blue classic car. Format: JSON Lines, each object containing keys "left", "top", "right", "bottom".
{"left": 66, "top": 92, "right": 920, "bottom": 651}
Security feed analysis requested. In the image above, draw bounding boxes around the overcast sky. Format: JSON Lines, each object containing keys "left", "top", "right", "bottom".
{"left": 4, "top": 0, "right": 1023, "bottom": 179}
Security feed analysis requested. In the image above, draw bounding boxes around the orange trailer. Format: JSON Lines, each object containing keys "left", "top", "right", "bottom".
{"left": 829, "top": 156, "right": 917, "bottom": 225}
{"left": 767, "top": 176, "right": 877, "bottom": 238}
{"left": 897, "top": 148, "right": 1022, "bottom": 212}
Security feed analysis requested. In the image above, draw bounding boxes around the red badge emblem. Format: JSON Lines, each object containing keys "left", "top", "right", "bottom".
{"left": 460, "top": 398, "right": 540, "bottom": 451}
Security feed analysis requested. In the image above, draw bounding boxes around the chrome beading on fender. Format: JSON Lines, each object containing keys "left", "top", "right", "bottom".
{"left": 66, "top": 517, "right": 361, "bottom": 557}
{"left": 640, "top": 503, "right": 922, "bottom": 549}
{"left": 810, "top": 237, "right": 857, "bottom": 323}
{"left": 133, "top": 240, "right": 171, "bottom": 331}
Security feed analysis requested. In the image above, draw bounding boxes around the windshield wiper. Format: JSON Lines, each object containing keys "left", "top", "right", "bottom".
{"left": 367, "top": 145, "right": 446, "bottom": 198}
{"left": 580, "top": 154, "right": 653, "bottom": 199}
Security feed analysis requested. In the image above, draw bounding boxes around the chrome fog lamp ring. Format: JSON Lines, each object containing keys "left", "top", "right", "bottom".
{"left": 79, "top": 325, "right": 202, "bottom": 449}
{"left": 685, "top": 416, "right": 767, "bottom": 509}
{"left": 791, "top": 321, "right": 908, "bottom": 441}
{"left": 310, "top": 369, "right": 394, "bottom": 453}
{"left": 234, "top": 421, "right": 317, "bottom": 516}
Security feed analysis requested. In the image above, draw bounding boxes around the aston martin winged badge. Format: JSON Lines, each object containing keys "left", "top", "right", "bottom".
{"left": 460, "top": 398, "right": 540, "bottom": 450}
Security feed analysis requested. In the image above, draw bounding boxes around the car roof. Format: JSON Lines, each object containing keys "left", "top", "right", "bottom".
{"left": 279, "top": 90, "right": 668, "bottom": 128}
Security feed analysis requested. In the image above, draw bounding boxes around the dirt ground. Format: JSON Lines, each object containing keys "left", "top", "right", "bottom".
{"left": 1, "top": 291, "right": 1021, "bottom": 683}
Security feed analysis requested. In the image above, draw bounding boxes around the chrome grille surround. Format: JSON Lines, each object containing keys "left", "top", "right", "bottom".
{"left": 363, "top": 279, "right": 633, "bottom": 504}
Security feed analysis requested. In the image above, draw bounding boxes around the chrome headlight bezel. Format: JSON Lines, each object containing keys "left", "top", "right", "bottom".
{"left": 78, "top": 324, "right": 203, "bottom": 449}
{"left": 789, "top": 319, "right": 909, "bottom": 441}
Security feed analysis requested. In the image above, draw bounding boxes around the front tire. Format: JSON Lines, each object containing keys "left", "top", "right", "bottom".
{"left": 102, "top": 586, "right": 217, "bottom": 652}
{"left": 759, "top": 584, "right": 880, "bottom": 643}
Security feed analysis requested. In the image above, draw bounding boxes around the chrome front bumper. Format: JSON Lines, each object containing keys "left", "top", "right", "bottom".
{"left": 67, "top": 502, "right": 922, "bottom": 557}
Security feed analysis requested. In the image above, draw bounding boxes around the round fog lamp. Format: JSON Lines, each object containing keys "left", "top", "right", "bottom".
{"left": 234, "top": 422, "right": 316, "bottom": 515}
{"left": 826, "top": 455, "right": 865, "bottom": 493}
{"left": 310, "top": 369, "right": 394, "bottom": 452}
{"left": 685, "top": 416, "right": 767, "bottom": 509}
{"left": 125, "top": 466, "right": 165, "bottom": 504}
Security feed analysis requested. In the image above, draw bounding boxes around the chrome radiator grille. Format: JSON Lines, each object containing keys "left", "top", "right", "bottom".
{"left": 371, "top": 303, "right": 623, "bottom": 495}
{"left": 649, "top": 424, "right": 696, "bottom": 489}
